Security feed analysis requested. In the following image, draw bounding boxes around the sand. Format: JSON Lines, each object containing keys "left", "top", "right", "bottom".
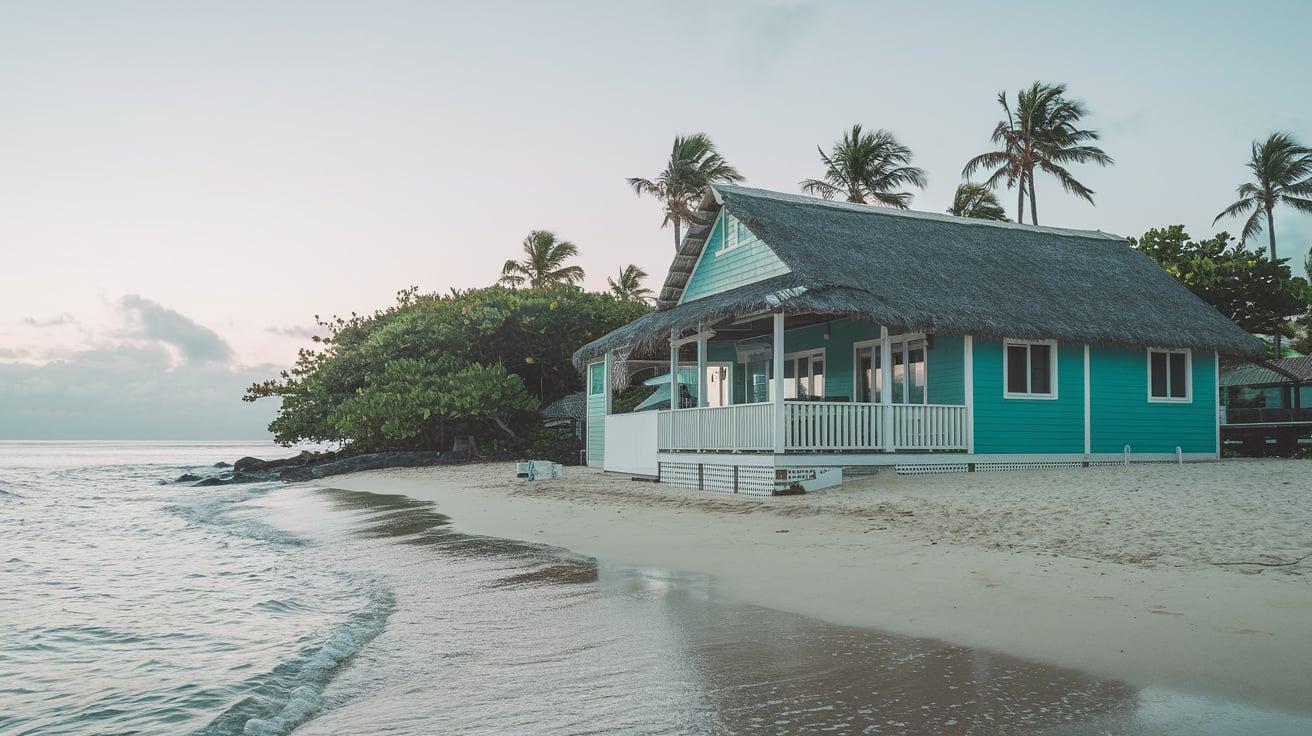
{"left": 310, "top": 459, "right": 1312, "bottom": 715}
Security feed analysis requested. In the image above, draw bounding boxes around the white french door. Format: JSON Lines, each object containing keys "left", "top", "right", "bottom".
{"left": 854, "top": 335, "right": 927, "bottom": 405}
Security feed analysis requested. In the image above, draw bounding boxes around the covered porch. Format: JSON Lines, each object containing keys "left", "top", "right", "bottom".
{"left": 612, "top": 308, "right": 973, "bottom": 458}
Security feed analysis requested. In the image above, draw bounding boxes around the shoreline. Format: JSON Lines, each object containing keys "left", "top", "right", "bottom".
{"left": 308, "top": 460, "right": 1312, "bottom": 716}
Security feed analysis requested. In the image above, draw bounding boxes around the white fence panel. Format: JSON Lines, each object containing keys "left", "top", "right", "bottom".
{"left": 604, "top": 411, "right": 659, "bottom": 476}
{"left": 891, "top": 404, "right": 968, "bottom": 450}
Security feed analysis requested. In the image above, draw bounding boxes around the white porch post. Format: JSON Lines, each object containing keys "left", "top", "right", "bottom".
{"left": 696, "top": 330, "right": 708, "bottom": 408}
{"left": 880, "top": 326, "right": 893, "bottom": 452}
{"left": 669, "top": 329, "right": 679, "bottom": 410}
{"left": 773, "top": 311, "right": 786, "bottom": 454}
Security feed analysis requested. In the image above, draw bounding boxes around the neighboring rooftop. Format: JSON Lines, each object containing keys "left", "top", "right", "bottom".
{"left": 1221, "top": 356, "right": 1312, "bottom": 387}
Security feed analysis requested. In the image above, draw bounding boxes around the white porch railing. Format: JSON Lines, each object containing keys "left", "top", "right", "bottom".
{"left": 656, "top": 402, "right": 968, "bottom": 452}
{"left": 658, "top": 403, "right": 774, "bottom": 451}
{"left": 890, "top": 403, "right": 969, "bottom": 450}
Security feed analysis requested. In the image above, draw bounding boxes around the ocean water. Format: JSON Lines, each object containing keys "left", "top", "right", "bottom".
{"left": 2, "top": 441, "right": 1309, "bottom": 736}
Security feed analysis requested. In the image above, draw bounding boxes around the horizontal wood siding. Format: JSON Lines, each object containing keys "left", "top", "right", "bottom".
{"left": 680, "top": 213, "right": 790, "bottom": 303}
{"left": 1090, "top": 346, "right": 1217, "bottom": 454}
{"left": 586, "top": 362, "right": 606, "bottom": 465}
{"left": 927, "top": 335, "right": 964, "bottom": 405}
{"left": 972, "top": 339, "right": 1085, "bottom": 454}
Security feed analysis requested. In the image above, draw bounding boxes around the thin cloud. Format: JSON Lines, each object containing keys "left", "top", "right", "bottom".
{"left": 23, "top": 313, "right": 77, "bottom": 328}
{"left": 265, "top": 324, "right": 319, "bottom": 339}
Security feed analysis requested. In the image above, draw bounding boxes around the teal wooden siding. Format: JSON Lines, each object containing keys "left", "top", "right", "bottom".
{"left": 680, "top": 212, "right": 790, "bottom": 304}
{"left": 1090, "top": 347, "right": 1217, "bottom": 454}
{"left": 586, "top": 361, "right": 606, "bottom": 465}
{"left": 972, "top": 340, "right": 1085, "bottom": 454}
{"left": 926, "top": 335, "right": 965, "bottom": 405}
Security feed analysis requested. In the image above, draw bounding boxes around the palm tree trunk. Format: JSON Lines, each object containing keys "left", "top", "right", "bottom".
{"left": 1266, "top": 206, "right": 1277, "bottom": 261}
{"left": 1268, "top": 205, "right": 1283, "bottom": 356}
{"left": 1017, "top": 181, "right": 1025, "bottom": 223}
{"left": 1028, "top": 169, "right": 1038, "bottom": 225}
{"left": 673, "top": 217, "right": 682, "bottom": 252}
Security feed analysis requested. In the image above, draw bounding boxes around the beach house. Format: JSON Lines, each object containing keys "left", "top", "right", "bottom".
{"left": 574, "top": 185, "right": 1263, "bottom": 494}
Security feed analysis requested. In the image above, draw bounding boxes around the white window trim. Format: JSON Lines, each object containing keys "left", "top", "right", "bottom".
{"left": 1003, "top": 338, "right": 1059, "bottom": 400}
{"left": 783, "top": 348, "right": 826, "bottom": 400}
{"left": 588, "top": 360, "right": 605, "bottom": 396}
{"left": 716, "top": 214, "right": 756, "bottom": 257}
{"left": 1147, "top": 348, "right": 1193, "bottom": 403}
{"left": 851, "top": 334, "right": 929, "bottom": 404}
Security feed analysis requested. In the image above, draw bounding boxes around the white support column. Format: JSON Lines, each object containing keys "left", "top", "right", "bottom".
{"left": 696, "top": 331, "right": 708, "bottom": 408}
{"left": 1083, "top": 344, "right": 1092, "bottom": 457}
{"left": 964, "top": 335, "right": 975, "bottom": 455}
{"left": 669, "top": 329, "right": 680, "bottom": 410}
{"left": 603, "top": 350, "right": 613, "bottom": 416}
{"left": 773, "top": 311, "right": 786, "bottom": 454}
{"left": 880, "top": 326, "right": 893, "bottom": 452}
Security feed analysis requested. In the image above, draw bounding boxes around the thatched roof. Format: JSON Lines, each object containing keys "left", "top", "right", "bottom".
{"left": 1220, "top": 356, "right": 1312, "bottom": 387}
{"left": 577, "top": 185, "right": 1263, "bottom": 367}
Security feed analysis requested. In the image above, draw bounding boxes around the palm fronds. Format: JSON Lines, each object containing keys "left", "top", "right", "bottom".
{"left": 801, "top": 125, "right": 926, "bottom": 208}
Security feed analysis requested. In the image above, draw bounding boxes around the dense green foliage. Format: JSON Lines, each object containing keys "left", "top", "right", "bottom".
{"left": 1131, "top": 225, "right": 1311, "bottom": 348}
{"left": 245, "top": 286, "right": 649, "bottom": 451}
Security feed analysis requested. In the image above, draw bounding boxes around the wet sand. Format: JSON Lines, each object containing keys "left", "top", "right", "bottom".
{"left": 270, "top": 485, "right": 1312, "bottom": 735}
{"left": 312, "top": 462, "right": 1312, "bottom": 719}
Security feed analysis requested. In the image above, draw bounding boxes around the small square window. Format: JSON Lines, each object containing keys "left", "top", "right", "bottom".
{"left": 1004, "top": 340, "right": 1057, "bottom": 399}
{"left": 1148, "top": 349, "right": 1191, "bottom": 402}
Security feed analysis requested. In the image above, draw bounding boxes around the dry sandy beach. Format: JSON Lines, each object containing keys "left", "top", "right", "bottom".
{"left": 314, "top": 460, "right": 1312, "bottom": 715}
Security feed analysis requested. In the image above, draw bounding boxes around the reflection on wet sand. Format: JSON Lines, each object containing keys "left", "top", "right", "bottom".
{"left": 304, "top": 487, "right": 1309, "bottom": 735}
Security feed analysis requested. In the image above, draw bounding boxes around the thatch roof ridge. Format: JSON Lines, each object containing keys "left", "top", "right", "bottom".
{"left": 712, "top": 183, "right": 1125, "bottom": 243}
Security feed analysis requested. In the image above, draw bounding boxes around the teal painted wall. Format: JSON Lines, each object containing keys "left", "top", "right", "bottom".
{"left": 927, "top": 335, "right": 965, "bottom": 405}
{"left": 972, "top": 340, "right": 1085, "bottom": 454}
{"left": 680, "top": 212, "right": 790, "bottom": 303}
{"left": 586, "top": 361, "right": 605, "bottom": 464}
{"left": 1090, "top": 347, "right": 1217, "bottom": 454}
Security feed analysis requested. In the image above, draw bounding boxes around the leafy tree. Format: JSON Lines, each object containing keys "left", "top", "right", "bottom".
{"left": 963, "top": 82, "right": 1113, "bottom": 224}
{"left": 245, "top": 286, "right": 649, "bottom": 451}
{"left": 1131, "top": 225, "right": 1309, "bottom": 341}
{"left": 499, "top": 231, "right": 585, "bottom": 288}
{"left": 608, "top": 264, "right": 654, "bottom": 303}
{"left": 800, "top": 124, "right": 926, "bottom": 208}
{"left": 1213, "top": 132, "right": 1312, "bottom": 262}
{"left": 947, "top": 182, "right": 1008, "bottom": 221}
{"left": 628, "top": 134, "right": 744, "bottom": 251}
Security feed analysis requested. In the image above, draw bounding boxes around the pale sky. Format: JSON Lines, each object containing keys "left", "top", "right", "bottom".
{"left": 2, "top": 0, "right": 1310, "bottom": 438}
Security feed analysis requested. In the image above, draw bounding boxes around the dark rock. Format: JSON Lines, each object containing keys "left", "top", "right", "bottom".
{"left": 176, "top": 473, "right": 203, "bottom": 483}
{"left": 233, "top": 450, "right": 335, "bottom": 473}
{"left": 192, "top": 470, "right": 281, "bottom": 487}
{"left": 280, "top": 450, "right": 466, "bottom": 482}
{"left": 213, "top": 461, "right": 231, "bottom": 468}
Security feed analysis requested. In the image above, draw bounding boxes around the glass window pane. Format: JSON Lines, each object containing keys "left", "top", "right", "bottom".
{"left": 1150, "top": 351, "right": 1168, "bottom": 397}
{"left": 892, "top": 343, "right": 906, "bottom": 404}
{"left": 856, "top": 347, "right": 872, "bottom": 402}
{"left": 1029, "top": 344, "right": 1051, "bottom": 395}
{"left": 1006, "top": 344, "right": 1029, "bottom": 394}
{"left": 907, "top": 341, "right": 926, "bottom": 404}
{"left": 1169, "top": 353, "right": 1187, "bottom": 398}
{"left": 812, "top": 359, "right": 824, "bottom": 398}
{"left": 589, "top": 363, "right": 604, "bottom": 395}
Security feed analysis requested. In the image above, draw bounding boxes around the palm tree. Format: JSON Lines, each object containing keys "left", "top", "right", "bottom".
{"left": 1214, "top": 132, "right": 1312, "bottom": 262}
{"left": 498, "top": 230, "right": 585, "bottom": 288}
{"left": 948, "top": 182, "right": 1008, "bottom": 221}
{"left": 607, "top": 264, "right": 653, "bottom": 303}
{"left": 628, "top": 134, "right": 744, "bottom": 251}
{"left": 963, "top": 82, "right": 1113, "bottom": 225}
{"left": 800, "top": 125, "right": 926, "bottom": 207}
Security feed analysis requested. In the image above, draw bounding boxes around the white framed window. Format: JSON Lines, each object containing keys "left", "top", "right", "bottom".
{"left": 1003, "top": 339, "right": 1058, "bottom": 399}
{"left": 588, "top": 361, "right": 605, "bottom": 396}
{"left": 718, "top": 216, "right": 742, "bottom": 254}
{"left": 1147, "top": 348, "right": 1191, "bottom": 402}
{"left": 851, "top": 335, "right": 927, "bottom": 404}
{"left": 782, "top": 349, "right": 826, "bottom": 400}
